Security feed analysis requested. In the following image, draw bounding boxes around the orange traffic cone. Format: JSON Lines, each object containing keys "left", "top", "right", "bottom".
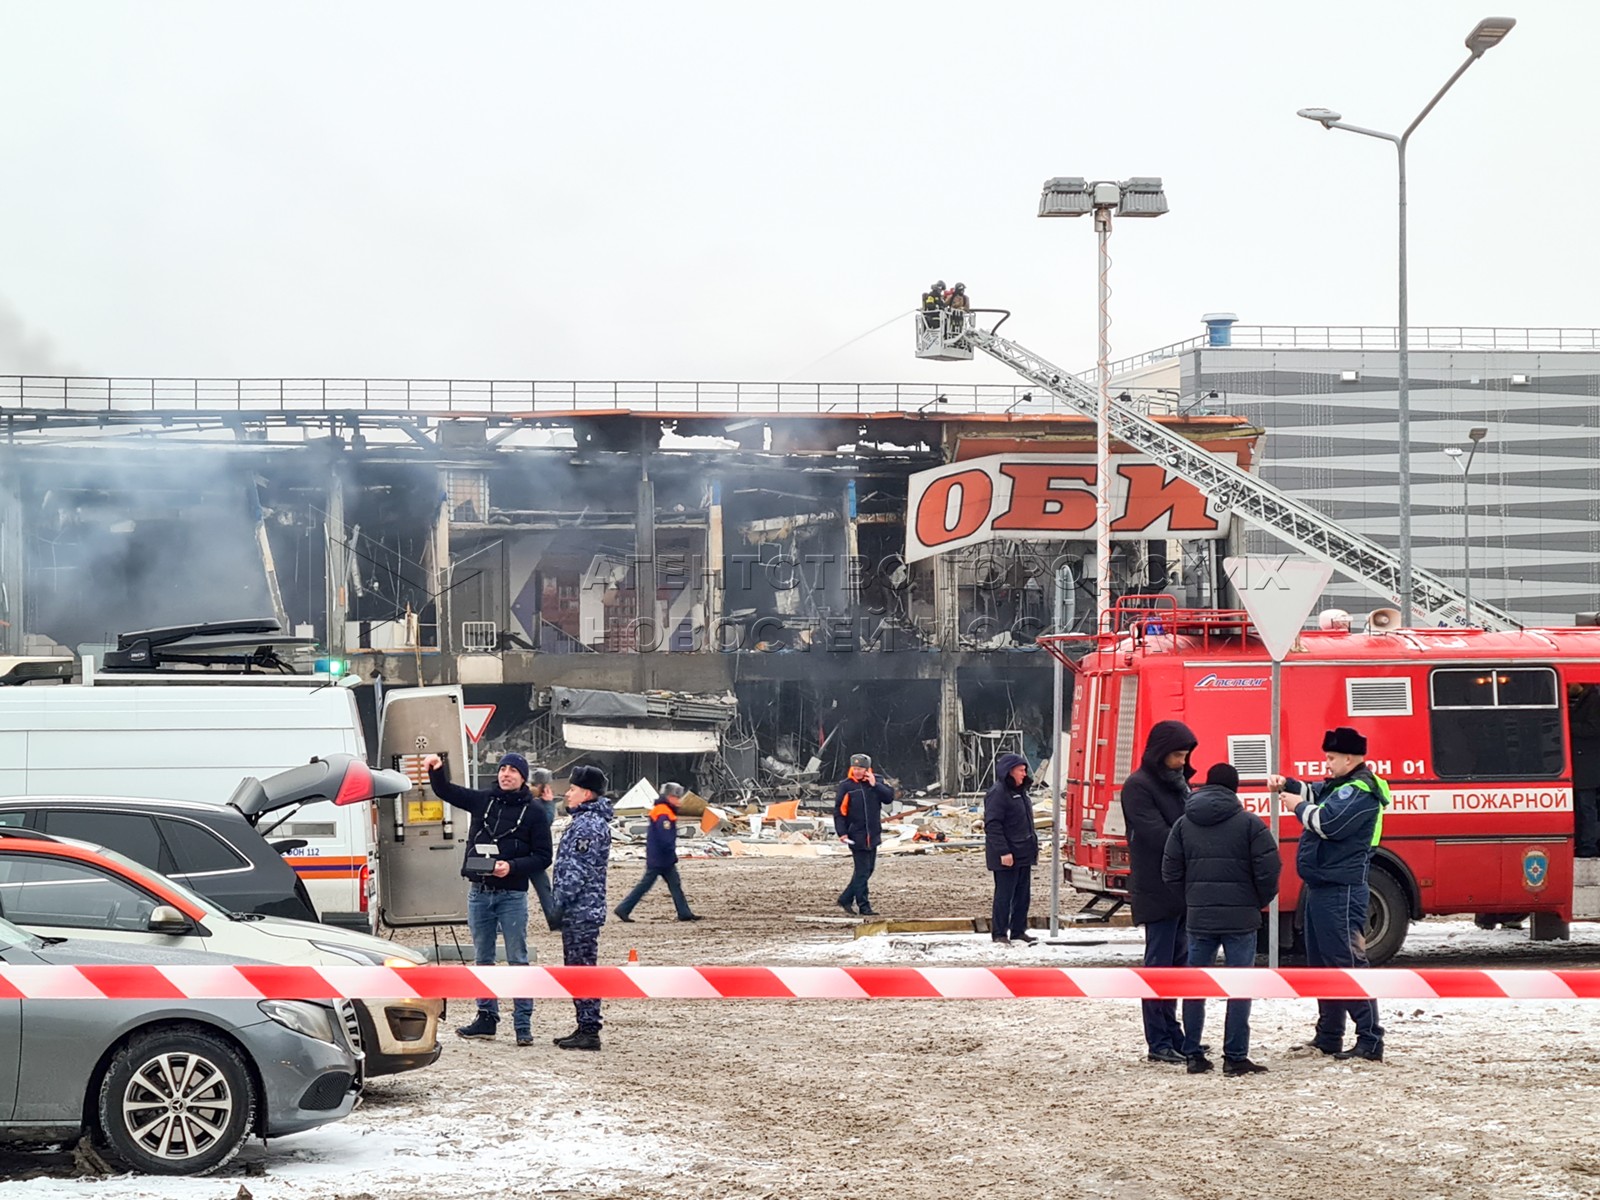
{"left": 628, "top": 947, "right": 639, "bottom": 963}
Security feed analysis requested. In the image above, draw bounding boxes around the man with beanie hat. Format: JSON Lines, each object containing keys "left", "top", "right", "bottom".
{"left": 1163, "top": 762, "right": 1281, "bottom": 1075}
{"left": 1271, "top": 726, "right": 1392, "bottom": 1061}
{"left": 422, "top": 750, "right": 552, "bottom": 1046}
{"left": 614, "top": 782, "right": 701, "bottom": 922}
{"left": 833, "top": 753, "right": 894, "bottom": 916}
{"left": 551, "top": 763, "right": 613, "bottom": 1050}
{"left": 1121, "top": 719, "right": 1199, "bottom": 1064}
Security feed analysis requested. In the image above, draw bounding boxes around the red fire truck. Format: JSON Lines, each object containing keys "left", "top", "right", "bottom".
{"left": 1045, "top": 600, "right": 1600, "bottom": 964}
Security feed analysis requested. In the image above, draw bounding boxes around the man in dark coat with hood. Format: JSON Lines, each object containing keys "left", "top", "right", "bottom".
{"left": 1120, "top": 719, "right": 1198, "bottom": 1063}
{"left": 1163, "top": 762, "right": 1280, "bottom": 1075}
{"left": 1271, "top": 726, "right": 1390, "bottom": 1062}
{"left": 422, "top": 750, "right": 553, "bottom": 1047}
{"left": 984, "top": 753, "right": 1039, "bottom": 945}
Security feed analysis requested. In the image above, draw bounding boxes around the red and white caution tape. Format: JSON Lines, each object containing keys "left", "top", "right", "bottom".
{"left": 1, "top": 965, "right": 1599, "bottom": 1001}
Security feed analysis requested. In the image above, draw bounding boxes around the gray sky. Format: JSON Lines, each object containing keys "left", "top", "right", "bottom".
{"left": 1, "top": 1, "right": 1593, "bottom": 385}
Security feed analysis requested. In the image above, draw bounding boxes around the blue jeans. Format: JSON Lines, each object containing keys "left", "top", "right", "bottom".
{"left": 1303, "top": 883, "right": 1384, "bottom": 1051}
{"left": 1182, "top": 931, "right": 1258, "bottom": 1061}
{"left": 616, "top": 864, "right": 694, "bottom": 919}
{"left": 1140, "top": 915, "right": 1191, "bottom": 1054}
{"left": 468, "top": 885, "right": 532, "bottom": 1034}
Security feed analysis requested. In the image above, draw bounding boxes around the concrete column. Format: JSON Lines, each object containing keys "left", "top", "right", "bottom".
{"left": 433, "top": 475, "right": 452, "bottom": 664}
{"left": 325, "top": 467, "right": 348, "bottom": 657}
{"left": 636, "top": 476, "right": 656, "bottom": 652}
{"left": 844, "top": 479, "right": 860, "bottom": 603}
{"left": 0, "top": 450, "right": 24, "bottom": 656}
{"left": 251, "top": 475, "right": 289, "bottom": 632}
{"left": 705, "top": 481, "right": 724, "bottom": 652}
{"left": 936, "top": 554, "right": 962, "bottom": 794}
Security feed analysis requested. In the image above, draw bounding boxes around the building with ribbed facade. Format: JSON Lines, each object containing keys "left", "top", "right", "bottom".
{"left": 1112, "top": 324, "right": 1600, "bottom": 627}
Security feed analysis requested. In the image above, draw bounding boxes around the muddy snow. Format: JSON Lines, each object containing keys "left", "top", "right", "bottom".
{"left": 6, "top": 851, "right": 1600, "bottom": 1199}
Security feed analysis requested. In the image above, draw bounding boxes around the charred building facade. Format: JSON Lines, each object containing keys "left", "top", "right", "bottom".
{"left": 0, "top": 378, "right": 1256, "bottom": 800}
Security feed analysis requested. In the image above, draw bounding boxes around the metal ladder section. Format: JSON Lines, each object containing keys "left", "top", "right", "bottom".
{"left": 961, "top": 325, "right": 1521, "bottom": 631}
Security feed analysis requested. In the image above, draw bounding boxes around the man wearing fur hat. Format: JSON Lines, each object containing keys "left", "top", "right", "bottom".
{"left": 551, "top": 763, "right": 614, "bottom": 1051}
{"left": 1270, "top": 726, "right": 1392, "bottom": 1062}
{"left": 614, "top": 782, "right": 701, "bottom": 923}
{"left": 422, "top": 750, "right": 552, "bottom": 1046}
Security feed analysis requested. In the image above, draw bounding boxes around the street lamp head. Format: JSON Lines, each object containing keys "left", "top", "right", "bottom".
{"left": 1468, "top": 426, "right": 1489, "bottom": 443}
{"left": 1443, "top": 446, "right": 1464, "bottom": 460}
{"left": 1465, "top": 17, "right": 1515, "bottom": 56}
{"left": 1297, "top": 107, "right": 1343, "bottom": 128}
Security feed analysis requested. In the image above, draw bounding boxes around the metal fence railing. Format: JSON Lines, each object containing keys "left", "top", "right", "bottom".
{"left": 1094, "top": 325, "right": 1600, "bottom": 378}
{"left": 7, "top": 326, "right": 1594, "bottom": 419}
{"left": 0, "top": 376, "right": 1056, "bottom": 417}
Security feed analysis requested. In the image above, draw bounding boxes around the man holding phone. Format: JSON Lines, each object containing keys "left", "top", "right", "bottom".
{"left": 423, "top": 750, "right": 552, "bottom": 1047}
{"left": 833, "top": 753, "right": 893, "bottom": 916}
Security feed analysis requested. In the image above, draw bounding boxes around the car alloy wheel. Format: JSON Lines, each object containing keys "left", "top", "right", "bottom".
{"left": 95, "top": 1027, "right": 256, "bottom": 1175}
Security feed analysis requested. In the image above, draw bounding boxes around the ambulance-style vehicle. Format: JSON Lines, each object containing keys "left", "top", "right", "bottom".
{"left": 1046, "top": 599, "right": 1600, "bottom": 964}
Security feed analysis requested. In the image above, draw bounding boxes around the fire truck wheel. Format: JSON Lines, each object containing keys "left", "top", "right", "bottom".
{"left": 1364, "top": 869, "right": 1409, "bottom": 966}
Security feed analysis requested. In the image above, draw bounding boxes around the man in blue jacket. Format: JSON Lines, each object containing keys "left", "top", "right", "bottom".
{"left": 551, "top": 763, "right": 614, "bottom": 1051}
{"left": 1270, "top": 726, "right": 1391, "bottom": 1062}
{"left": 834, "top": 753, "right": 893, "bottom": 916}
{"left": 422, "top": 750, "right": 552, "bottom": 1047}
{"left": 614, "top": 782, "right": 700, "bottom": 922}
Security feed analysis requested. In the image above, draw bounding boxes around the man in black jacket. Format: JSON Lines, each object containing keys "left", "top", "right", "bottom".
{"left": 1120, "top": 719, "right": 1198, "bottom": 1064}
{"left": 1162, "top": 762, "right": 1280, "bottom": 1076}
{"left": 984, "top": 752, "right": 1039, "bottom": 945}
{"left": 422, "top": 750, "right": 553, "bottom": 1047}
{"left": 1569, "top": 684, "right": 1600, "bottom": 857}
{"left": 834, "top": 753, "right": 893, "bottom": 916}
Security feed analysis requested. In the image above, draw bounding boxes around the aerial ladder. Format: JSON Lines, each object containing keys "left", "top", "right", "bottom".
{"left": 916, "top": 310, "right": 1521, "bottom": 631}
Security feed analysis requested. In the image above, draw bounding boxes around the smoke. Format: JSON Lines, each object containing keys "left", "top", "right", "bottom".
{"left": 0, "top": 297, "right": 82, "bottom": 376}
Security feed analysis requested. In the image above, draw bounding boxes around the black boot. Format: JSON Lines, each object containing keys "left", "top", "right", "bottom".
{"left": 1186, "top": 1054, "right": 1214, "bottom": 1074}
{"left": 1333, "top": 1043, "right": 1383, "bottom": 1062}
{"left": 456, "top": 1011, "right": 498, "bottom": 1040}
{"left": 555, "top": 1030, "right": 602, "bottom": 1051}
{"left": 1223, "top": 1057, "right": 1269, "bottom": 1075}
{"left": 613, "top": 907, "right": 634, "bottom": 923}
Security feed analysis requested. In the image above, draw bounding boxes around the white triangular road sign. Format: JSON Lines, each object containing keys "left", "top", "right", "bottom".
{"left": 462, "top": 704, "right": 496, "bottom": 744}
{"left": 1223, "top": 556, "right": 1334, "bottom": 662}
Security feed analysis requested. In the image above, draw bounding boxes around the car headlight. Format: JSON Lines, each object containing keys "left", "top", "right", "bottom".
{"left": 311, "top": 940, "right": 424, "bottom": 969}
{"left": 259, "top": 999, "right": 337, "bottom": 1044}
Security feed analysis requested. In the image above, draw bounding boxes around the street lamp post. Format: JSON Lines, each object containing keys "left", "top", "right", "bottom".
{"left": 1298, "top": 16, "right": 1514, "bottom": 629}
{"left": 1037, "top": 175, "right": 1168, "bottom": 937}
{"left": 1443, "top": 426, "right": 1489, "bottom": 626}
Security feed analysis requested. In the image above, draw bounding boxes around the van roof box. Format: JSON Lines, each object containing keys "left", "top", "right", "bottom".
{"left": 102, "top": 618, "right": 316, "bottom": 674}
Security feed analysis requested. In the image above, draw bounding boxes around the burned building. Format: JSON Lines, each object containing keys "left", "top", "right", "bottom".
{"left": 0, "top": 379, "right": 1258, "bottom": 799}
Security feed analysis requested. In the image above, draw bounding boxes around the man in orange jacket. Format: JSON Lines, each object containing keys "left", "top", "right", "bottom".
{"left": 834, "top": 753, "right": 893, "bottom": 916}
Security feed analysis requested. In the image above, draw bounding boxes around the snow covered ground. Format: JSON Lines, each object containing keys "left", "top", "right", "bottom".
{"left": 6, "top": 855, "right": 1600, "bottom": 1199}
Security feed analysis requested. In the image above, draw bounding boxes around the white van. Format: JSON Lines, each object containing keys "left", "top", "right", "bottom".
{"left": 0, "top": 672, "right": 381, "bottom": 931}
